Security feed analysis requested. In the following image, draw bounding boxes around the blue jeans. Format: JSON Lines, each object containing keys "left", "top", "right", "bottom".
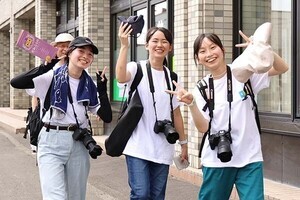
{"left": 125, "top": 155, "right": 169, "bottom": 200}
{"left": 199, "top": 162, "right": 264, "bottom": 200}
{"left": 37, "top": 127, "right": 90, "bottom": 200}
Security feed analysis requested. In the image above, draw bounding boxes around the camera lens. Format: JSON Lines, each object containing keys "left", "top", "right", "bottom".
{"left": 217, "top": 135, "right": 232, "bottom": 162}
{"left": 166, "top": 132, "right": 179, "bottom": 144}
{"left": 164, "top": 123, "right": 179, "bottom": 144}
{"left": 87, "top": 143, "right": 103, "bottom": 159}
{"left": 153, "top": 120, "right": 179, "bottom": 144}
{"left": 81, "top": 134, "right": 102, "bottom": 159}
{"left": 72, "top": 128, "right": 102, "bottom": 159}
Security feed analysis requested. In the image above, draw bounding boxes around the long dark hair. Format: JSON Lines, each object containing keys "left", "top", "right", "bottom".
{"left": 193, "top": 33, "right": 225, "bottom": 65}
{"left": 146, "top": 27, "right": 173, "bottom": 67}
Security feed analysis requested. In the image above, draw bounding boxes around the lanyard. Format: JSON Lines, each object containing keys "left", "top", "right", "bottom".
{"left": 67, "top": 76, "right": 93, "bottom": 134}
{"left": 207, "top": 65, "right": 233, "bottom": 136}
{"left": 146, "top": 61, "right": 175, "bottom": 124}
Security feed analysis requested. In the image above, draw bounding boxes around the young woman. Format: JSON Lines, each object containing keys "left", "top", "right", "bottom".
{"left": 10, "top": 36, "right": 112, "bottom": 200}
{"left": 116, "top": 24, "right": 188, "bottom": 199}
{"left": 168, "top": 32, "right": 288, "bottom": 200}
{"left": 29, "top": 33, "right": 74, "bottom": 153}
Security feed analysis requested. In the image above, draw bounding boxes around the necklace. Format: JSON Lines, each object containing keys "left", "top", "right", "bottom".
{"left": 212, "top": 70, "right": 226, "bottom": 79}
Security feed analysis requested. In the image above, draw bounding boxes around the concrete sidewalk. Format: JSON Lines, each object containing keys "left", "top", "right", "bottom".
{"left": 1, "top": 107, "right": 300, "bottom": 200}
{"left": 94, "top": 135, "right": 300, "bottom": 200}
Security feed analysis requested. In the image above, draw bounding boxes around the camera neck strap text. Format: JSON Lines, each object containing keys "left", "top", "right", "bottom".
{"left": 207, "top": 65, "right": 233, "bottom": 136}
{"left": 146, "top": 61, "right": 175, "bottom": 125}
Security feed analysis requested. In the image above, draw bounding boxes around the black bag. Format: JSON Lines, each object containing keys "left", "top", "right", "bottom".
{"left": 28, "top": 101, "right": 45, "bottom": 146}
{"left": 117, "top": 15, "right": 145, "bottom": 36}
{"left": 105, "top": 63, "right": 144, "bottom": 157}
{"left": 23, "top": 107, "right": 32, "bottom": 139}
{"left": 25, "top": 80, "right": 52, "bottom": 146}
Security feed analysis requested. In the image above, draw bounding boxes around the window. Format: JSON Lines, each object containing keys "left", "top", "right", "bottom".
{"left": 112, "top": 10, "right": 131, "bottom": 101}
{"left": 111, "top": 0, "right": 173, "bottom": 102}
{"left": 151, "top": 1, "right": 173, "bottom": 69}
{"left": 67, "top": 0, "right": 78, "bottom": 21}
{"left": 153, "top": 1, "right": 168, "bottom": 28}
{"left": 240, "top": 0, "right": 291, "bottom": 114}
{"left": 56, "top": 0, "right": 78, "bottom": 35}
{"left": 135, "top": 8, "right": 148, "bottom": 62}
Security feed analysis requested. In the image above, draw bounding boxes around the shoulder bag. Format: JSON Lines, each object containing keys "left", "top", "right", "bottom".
{"left": 105, "top": 63, "right": 143, "bottom": 157}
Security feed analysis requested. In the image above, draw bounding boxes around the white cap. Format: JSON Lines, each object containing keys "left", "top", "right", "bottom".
{"left": 51, "top": 33, "right": 74, "bottom": 45}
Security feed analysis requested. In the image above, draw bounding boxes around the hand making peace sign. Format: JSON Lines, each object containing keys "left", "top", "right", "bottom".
{"left": 166, "top": 81, "right": 194, "bottom": 106}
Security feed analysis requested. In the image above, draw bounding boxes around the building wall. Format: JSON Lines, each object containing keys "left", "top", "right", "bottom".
{"left": 0, "top": 0, "right": 36, "bottom": 108}
{"left": 0, "top": 0, "right": 110, "bottom": 134}
{"left": 10, "top": 19, "right": 33, "bottom": 108}
{"left": 0, "top": 31, "right": 10, "bottom": 107}
{"left": 78, "top": 0, "right": 111, "bottom": 134}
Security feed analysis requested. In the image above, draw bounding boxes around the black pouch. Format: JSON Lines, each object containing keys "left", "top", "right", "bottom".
{"left": 117, "top": 15, "right": 145, "bottom": 36}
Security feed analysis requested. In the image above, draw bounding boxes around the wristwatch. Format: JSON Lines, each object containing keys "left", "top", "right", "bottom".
{"left": 178, "top": 139, "right": 188, "bottom": 145}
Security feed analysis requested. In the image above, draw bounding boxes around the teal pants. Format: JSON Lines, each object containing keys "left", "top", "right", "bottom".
{"left": 198, "top": 162, "right": 264, "bottom": 200}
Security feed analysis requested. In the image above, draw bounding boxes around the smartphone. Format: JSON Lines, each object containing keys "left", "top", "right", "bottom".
{"left": 173, "top": 155, "right": 189, "bottom": 170}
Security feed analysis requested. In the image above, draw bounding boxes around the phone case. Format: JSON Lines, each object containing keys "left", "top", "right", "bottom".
{"left": 173, "top": 155, "right": 189, "bottom": 170}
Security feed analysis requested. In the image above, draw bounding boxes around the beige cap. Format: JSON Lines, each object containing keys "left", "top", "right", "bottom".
{"left": 231, "top": 22, "right": 274, "bottom": 83}
{"left": 51, "top": 33, "right": 74, "bottom": 45}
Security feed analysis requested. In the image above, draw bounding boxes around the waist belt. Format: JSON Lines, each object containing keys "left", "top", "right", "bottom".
{"left": 44, "top": 124, "right": 78, "bottom": 131}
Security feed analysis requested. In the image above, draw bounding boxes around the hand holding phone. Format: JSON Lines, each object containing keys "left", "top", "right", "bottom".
{"left": 173, "top": 155, "right": 189, "bottom": 170}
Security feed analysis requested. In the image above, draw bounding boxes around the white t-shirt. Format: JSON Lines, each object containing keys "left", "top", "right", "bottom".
{"left": 122, "top": 60, "right": 180, "bottom": 165}
{"left": 27, "top": 69, "right": 99, "bottom": 128}
{"left": 26, "top": 62, "right": 63, "bottom": 96}
{"left": 194, "top": 66, "right": 270, "bottom": 168}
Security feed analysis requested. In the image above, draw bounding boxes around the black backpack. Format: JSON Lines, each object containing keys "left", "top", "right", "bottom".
{"left": 28, "top": 100, "right": 44, "bottom": 146}
{"left": 23, "top": 81, "right": 52, "bottom": 146}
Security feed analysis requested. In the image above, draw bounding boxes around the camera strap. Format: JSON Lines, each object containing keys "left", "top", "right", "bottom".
{"left": 197, "top": 65, "right": 232, "bottom": 157}
{"left": 67, "top": 77, "right": 93, "bottom": 135}
{"left": 208, "top": 66, "right": 233, "bottom": 135}
{"left": 146, "top": 61, "right": 175, "bottom": 125}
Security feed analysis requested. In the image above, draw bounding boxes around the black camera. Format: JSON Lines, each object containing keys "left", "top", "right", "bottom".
{"left": 72, "top": 128, "right": 103, "bottom": 159}
{"left": 154, "top": 120, "right": 179, "bottom": 144}
{"left": 208, "top": 130, "right": 232, "bottom": 162}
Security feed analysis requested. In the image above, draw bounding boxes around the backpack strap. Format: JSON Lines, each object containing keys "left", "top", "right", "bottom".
{"left": 196, "top": 79, "right": 212, "bottom": 158}
{"left": 170, "top": 71, "right": 177, "bottom": 91}
{"left": 44, "top": 78, "right": 53, "bottom": 110}
{"left": 127, "top": 62, "right": 143, "bottom": 104}
{"left": 197, "top": 79, "right": 209, "bottom": 112}
{"left": 118, "top": 62, "right": 143, "bottom": 117}
{"left": 124, "top": 64, "right": 175, "bottom": 104}
{"left": 243, "top": 79, "right": 261, "bottom": 134}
